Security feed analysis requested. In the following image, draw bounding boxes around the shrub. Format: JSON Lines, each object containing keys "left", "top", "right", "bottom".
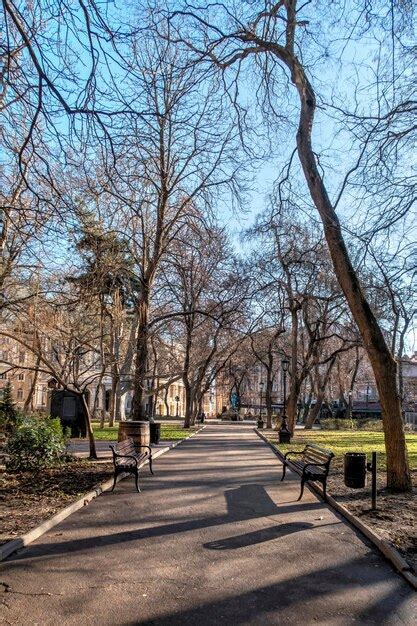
{"left": 320, "top": 417, "right": 384, "bottom": 431}
{"left": 320, "top": 418, "right": 356, "bottom": 430}
{"left": 6, "top": 415, "right": 67, "bottom": 471}
{"left": 356, "top": 418, "right": 384, "bottom": 431}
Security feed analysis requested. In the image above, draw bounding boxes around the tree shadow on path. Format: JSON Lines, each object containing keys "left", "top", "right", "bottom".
{"left": 5, "top": 483, "right": 322, "bottom": 563}
{"left": 203, "top": 522, "right": 314, "bottom": 550}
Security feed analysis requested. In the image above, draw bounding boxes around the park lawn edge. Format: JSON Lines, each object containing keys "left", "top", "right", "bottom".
{"left": 0, "top": 426, "right": 206, "bottom": 563}
{"left": 91, "top": 422, "right": 194, "bottom": 441}
{"left": 254, "top": 428, "right": 417, "bottom": 591}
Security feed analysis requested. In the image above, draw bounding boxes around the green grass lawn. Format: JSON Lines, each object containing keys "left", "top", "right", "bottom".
{"left": 267, "top": 430, "right": 417, "bottom": 471}
{"left": 92, "top": 422, "right": 196, "bottom": 442}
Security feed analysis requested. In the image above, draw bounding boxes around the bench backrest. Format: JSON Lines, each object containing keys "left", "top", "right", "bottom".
{"left": 302, "top": 444, "right": 334, "bottom": 467}
{"left": 113, "top": 437, "right": 136, "bottom": 456}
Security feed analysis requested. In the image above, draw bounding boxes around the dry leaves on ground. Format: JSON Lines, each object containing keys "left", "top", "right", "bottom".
{"left": 0, "top": 461, "right": 113, "bottom": 545}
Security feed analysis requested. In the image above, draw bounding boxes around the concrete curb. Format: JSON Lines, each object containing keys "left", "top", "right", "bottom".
{"left": 254, "top": 428, "right": 417, "bottom": 591}
{"left": 0, "top": 425, "right": 206, "bottom": 563}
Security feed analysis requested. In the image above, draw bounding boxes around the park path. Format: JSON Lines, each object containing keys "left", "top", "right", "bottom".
{"left": 1, "top": 424, "right": 415, "bottom": 625}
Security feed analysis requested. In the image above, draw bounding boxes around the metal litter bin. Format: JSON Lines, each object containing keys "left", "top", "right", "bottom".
{"left": 150, "top": 422, "right": 161, "bottom": 445}
{"left": 344, "top": 452, "right": 367, "bottom": 488}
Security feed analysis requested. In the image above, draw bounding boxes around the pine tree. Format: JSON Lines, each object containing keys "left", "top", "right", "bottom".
{"left": 0, "top": 380, "right": 17, "bottom": 430}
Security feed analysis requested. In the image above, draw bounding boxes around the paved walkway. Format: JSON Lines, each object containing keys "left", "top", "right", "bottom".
{"left": 1, "top": 425, "right": 415, "bottom": 625}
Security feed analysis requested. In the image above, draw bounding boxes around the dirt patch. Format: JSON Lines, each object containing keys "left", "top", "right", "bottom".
{"left": 0, "top": 460, "right": 114, "bottom": 545}
{"left": 328, "top": 469, "right": 417, "bottom": 573}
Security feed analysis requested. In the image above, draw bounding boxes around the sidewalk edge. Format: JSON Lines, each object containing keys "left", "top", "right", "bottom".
{"left": 0, "top": 425, "right": 206, "bottom": 563}
{"left": 254, "top": 427, "right": 417, "bottom": 591}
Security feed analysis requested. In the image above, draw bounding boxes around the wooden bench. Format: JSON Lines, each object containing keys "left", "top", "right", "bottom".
{"left": 109, "top": 438, "right": 153, "bottom": 493}
{"left": 281, "top": 444, "right": 334, "bottom": 501}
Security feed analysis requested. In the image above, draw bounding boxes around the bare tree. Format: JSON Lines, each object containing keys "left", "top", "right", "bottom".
{"left": 169, "top": 1, "right": 412, "bottom": 490}
{"left": 162, "top": 220, "right": 248, "bottom": 426}
{"left": 0, "top": 283, "right": 110, "bottom": 458}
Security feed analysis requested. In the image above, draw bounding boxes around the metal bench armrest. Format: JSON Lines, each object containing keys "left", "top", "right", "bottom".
{"left": 284, "top": 450, "right": 305, "bottom": 460}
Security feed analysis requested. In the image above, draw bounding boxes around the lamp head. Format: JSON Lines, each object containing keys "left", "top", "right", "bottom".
{"left": 281, "top": 358, "right": 290, "bottom": 373}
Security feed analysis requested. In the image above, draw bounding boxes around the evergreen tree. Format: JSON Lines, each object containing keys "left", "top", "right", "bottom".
{"left": 0, "top": 381, "right": 17, "bottom": 431}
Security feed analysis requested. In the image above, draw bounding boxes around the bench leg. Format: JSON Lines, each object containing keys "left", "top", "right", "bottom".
{"left": 149, "top": 455, "right": 154, "bottom": 475}
{"left": 322, "top": 480, "right": 327, "bottom": 501}
{"left": 111, "top": 471, "right": 118, "bottom": 492}
{"left": 134, "top": 470, "right": 141, "bottom": 493}
{"left": 297, "top": 477, "right": 306, "bottom": 501}
{"left": 281, "top": 462, "right": 287, "bottom": 482}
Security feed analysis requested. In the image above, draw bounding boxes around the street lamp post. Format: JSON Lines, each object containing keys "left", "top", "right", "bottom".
{"left": 175, "top": 395, "right": 180, "bottom": 418}
{"left": 258, "top": 381, "right": 264, "bottom": 428}
{"left": 279, "top": 358, "right": 291, "bottom": 443}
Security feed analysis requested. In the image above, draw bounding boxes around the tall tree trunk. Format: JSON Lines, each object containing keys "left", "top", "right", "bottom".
{"left": 292, "top": 61, "right": 411, "bottom": 490}
{"left": 98, "top": 381, "right": 106, "bottom": 428}
{"left": 305, "top": 389, "right": 325, "bottom": 429}
{"left": 148, "top": 390, "right": 154, "bottom": 418}
{"left": 23, "top": 354, "right": 40, "bottom": 412}
{"left": 132, "top": 296, "right": 149, "bottom": 420}
{"left": 397, "top": 316, "right": 410, "bottom": 411}
{"left": 80, "top": 392, "right": 97, "bottom": 459}
{"left": 301, "top": 393, "right": 312, "bottom": 424}
{"left": 191, "top": 392, "right": 201, "bottom": 426}
{"left": 164, "top": 387, "right": 169, "bottom": 417}
{"left": 119, "top": 390, "right": 127, "bottom": 421}
{"left": 91, "top": 379, "right": 102, "bottom": 423}
{"left": 287, "top": 307, "right": 299, "bottom": 432}
{"left": 287, "top": 377, "right": 302, "bottom": 433}
{"left": 109, "top": 329, "right": 121, "bottom": 426}
{"left": 346, "top": 349, "right": 361, "bottom": 423}
{"left": 183, "top": 380, "right": 193, "bottom": 428}
{"left": 305, "top": 357, "right": 336, "bottom": 429}
{"left": 182, "top": 321, "right": 193, "bottom": 428}
{"left": 108, "top": 374, "right": 117, "bottom": 427}
{"left": 265, "top": 362, "right": 273, "bottom": 429}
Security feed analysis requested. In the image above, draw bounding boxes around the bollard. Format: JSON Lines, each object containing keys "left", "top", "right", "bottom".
{"left": 367, "top": 451, "right": 377, "bottom": 511}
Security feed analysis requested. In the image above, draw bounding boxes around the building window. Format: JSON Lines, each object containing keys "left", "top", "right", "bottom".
{"left": 17, "top": 388, "right": 23, "bottom": 400}
{"left": 19, "top": 351, "right": 25, "bottom": 365}
{"left": 18, "top": 373, "right": 24, "bottom": 381}
{"left": 0, "top": 372, "right": 6, "bottom": 379}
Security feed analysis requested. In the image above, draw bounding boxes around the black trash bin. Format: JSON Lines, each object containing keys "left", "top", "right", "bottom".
{"left": 150, "top": 422, "right": 161, "bottom": 445}
{"left": 344, "top": 452, "right": 367, "bottom": 488}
